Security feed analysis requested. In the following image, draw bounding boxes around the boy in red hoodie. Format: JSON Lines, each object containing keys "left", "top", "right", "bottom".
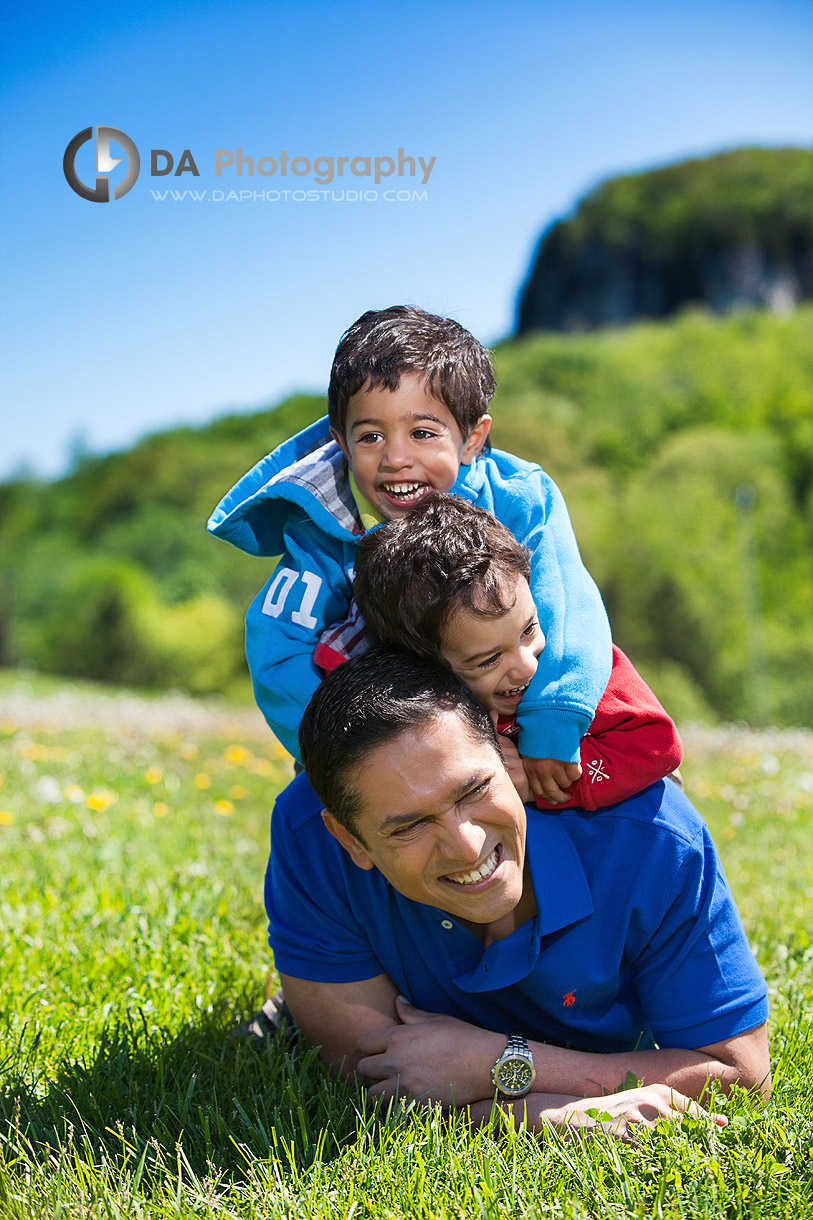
{"left": 328, "top": 493, "right": 681, "bottom": 811}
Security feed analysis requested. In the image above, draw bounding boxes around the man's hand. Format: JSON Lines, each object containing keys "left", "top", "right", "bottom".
{"left": 521, "top": 754, "right": 582, "bottom": 804}
{"left": 356, "top": 996, "right": 502, "bottom": 1106}
{"left": 491, "top": 714, "right": 532, "bottom": 803}
{"left": 482, "top": 1084, "right": 728, "bottom": 1142}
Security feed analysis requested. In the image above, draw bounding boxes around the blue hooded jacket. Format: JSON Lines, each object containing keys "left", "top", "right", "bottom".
{"left": 208, "top": 416, "right": 612, "bottom": 763}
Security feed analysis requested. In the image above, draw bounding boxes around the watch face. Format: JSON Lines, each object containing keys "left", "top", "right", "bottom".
{"left": 497, "top": 1058, "right": 534, "bottom": 1095}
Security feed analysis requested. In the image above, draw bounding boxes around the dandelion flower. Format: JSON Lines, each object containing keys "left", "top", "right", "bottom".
{"left": 224, "top": 744, "right": 251, "bottom": 766}
{"left": 87, "top": 789, "right": 115, "bottom": 812}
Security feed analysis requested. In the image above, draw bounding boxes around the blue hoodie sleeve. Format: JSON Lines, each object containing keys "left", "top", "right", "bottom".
{"left": 245, "top": 511, "right": 355, "bottom": 760}
{"left": 461, "top": 460, "right": 612, "bottom": 763}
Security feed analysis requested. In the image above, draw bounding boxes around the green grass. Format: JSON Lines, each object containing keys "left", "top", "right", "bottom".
{"left": 1, "top": 674, "right": 811, "bottom": 1217}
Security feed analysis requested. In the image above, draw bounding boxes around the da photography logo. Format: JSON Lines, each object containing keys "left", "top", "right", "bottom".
{"left": 63, "top": 127, "right": 140, "bottom": 202}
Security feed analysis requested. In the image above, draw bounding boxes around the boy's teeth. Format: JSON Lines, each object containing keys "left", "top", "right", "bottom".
{"left": 382, "top": 482, "right": 424, "bottom": 497}
{"left": 446, "top": 847, "right": 499, "bottom": 886}
{"left": 500, "top": 683, "right": 528, "bottom": 697}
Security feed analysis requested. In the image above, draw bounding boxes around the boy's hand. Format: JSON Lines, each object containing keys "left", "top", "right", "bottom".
{"left": 490, "top": 713, "right": 532, "bottom": 802}
{"left": 521, "top": 755, "right": 582, "bottom": 804}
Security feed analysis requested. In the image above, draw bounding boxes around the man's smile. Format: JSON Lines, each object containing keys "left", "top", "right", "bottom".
{"left": 443, "top": 844, "right": 502, "bottom": 887}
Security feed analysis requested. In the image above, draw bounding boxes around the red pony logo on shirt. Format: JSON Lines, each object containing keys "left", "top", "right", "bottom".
{"left": 563, "top": 989, "right": 577, "bottom": 1007}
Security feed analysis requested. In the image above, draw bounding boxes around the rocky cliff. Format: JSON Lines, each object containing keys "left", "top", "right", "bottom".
{"left": 517, "top": 147, "right": 813, "bottom": 334}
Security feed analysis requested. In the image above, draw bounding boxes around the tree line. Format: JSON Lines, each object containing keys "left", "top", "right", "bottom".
{"left": 1, "top": 307, "right": 810, "bottom": 728}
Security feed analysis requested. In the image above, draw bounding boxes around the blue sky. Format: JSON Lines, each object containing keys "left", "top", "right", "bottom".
{"left": 1, "top": 0, "right": 811, "bottom": 480}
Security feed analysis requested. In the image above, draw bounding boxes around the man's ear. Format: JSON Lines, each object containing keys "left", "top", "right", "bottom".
{"left": 330, "top": 426, "right": 351, "bottom": 461}
{"left": 460, "top": 414, "right": 492, "bottom": 464}
{"left": 322, "top": 810, "right": 375, "bottom": 870}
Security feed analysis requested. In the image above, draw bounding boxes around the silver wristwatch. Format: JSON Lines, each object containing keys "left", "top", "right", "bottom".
{"left": 491, "top": 1034, "right": 536, "bottom": 1098}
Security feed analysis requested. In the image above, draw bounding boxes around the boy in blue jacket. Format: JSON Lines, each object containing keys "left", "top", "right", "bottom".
{"left": 208, "top": 305, "right": 611, "bottom": 802}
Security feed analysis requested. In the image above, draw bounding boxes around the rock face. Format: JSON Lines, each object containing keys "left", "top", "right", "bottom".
{"left": 517, "top": 147, "right": 813, "bottom": 334}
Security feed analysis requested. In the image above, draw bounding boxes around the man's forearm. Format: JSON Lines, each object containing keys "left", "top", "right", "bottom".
{"left": 440, "top": 1032, "right": 769, "bottom": 1105}
{"left": 354, "top": 1000, "right": 770, "bottom": 1106}
{"left": 526, "top": 1030, "right": 770, "bottom": 1101}
{"left": 320, "top": 1023, "right": 767, "bottom": 1106}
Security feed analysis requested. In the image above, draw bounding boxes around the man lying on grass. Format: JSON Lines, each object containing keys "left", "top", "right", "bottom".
{"left": 266, "top": 650, "right": 770, "bottom": 1137}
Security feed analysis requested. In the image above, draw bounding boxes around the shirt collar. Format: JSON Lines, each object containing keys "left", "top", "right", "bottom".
{"left": 448, "top": 806, "right": 594, "bottom": 994}
{"left": 348, "top": 470, "right": 385, "bottom": 531}
{"left": 524, "top": 806, "right": 594, "bottom": 936}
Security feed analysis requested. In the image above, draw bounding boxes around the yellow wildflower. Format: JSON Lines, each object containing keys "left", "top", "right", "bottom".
{"left": 152, "top": 801, "right": 169, "bottom": 818}
{"left": 87, "top": 789, "right": 116, "bottom": 812}
{"left": 224, "top": 744, "right": 251, "bottom": 766}
{"left": 17, "top": 742, "right": 48, "bottom": 761}
{"left": 0, "top": 810, "right": 14, "bottom": 826}
{"left": 180, "top": 741, "right": 199, "bottom": 760}
{"left": 194, "top": 772, "right": 212, "bottom": 790}
{"left": 228, "top": 784, "right": 247, "bottom": 800}
{"left": 214, "top": 799, "right": 234, "bottom": 817}
{"left": 145, "top": 767, "right": 163, "bottom": 785}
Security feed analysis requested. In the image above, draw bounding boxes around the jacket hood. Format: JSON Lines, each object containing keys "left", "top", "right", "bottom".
{"left": 207, "top": 416, "right": 359, "bottom": 556}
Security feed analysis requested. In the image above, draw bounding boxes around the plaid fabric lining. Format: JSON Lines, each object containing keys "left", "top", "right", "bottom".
{"left": 266, "top": 437, "right": 359, "bottom": 535}
{"left": 314, "top": 598, "right": 370, "bottom": 670}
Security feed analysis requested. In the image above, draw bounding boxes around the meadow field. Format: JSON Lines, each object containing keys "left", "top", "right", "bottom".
{"left": 1, "top": 672, "right": 811, "bottom": 1218}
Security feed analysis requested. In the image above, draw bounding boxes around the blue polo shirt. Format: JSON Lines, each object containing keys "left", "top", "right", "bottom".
{"left": 265, "top": 775, "right": 768, "bottom": 1053}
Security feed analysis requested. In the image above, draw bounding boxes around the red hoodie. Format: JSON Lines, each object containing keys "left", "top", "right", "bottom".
{"left": 498, "top": 645, "right": 682, "bottom": 811}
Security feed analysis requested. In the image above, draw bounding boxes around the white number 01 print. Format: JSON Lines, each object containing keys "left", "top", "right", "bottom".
{"left": 260, "top": 568, "right": 323, "bottom": 628}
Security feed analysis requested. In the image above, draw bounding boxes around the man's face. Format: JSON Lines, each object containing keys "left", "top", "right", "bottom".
{"left": 330, "top": 372, "right": 490, "bottom": 521}
{"left": 322, "top": 709, "right": 528, "bottom": 925}
{"left": 440, "top": 574, "right": 545, "bottom": 717}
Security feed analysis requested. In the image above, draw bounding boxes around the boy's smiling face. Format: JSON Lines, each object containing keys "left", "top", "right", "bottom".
{"left": 440, "top": 574, "right": 545, "bottom": 717}
{"left": 331, "top": 372, "right": 490, "bottom": 520}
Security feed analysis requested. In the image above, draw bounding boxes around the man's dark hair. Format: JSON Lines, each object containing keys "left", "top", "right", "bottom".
{"left": 353, "top": 493, "right": 532, "bottom": 665}
{"left": 299, "top": 647, "right": 501, "bottom": 841}
{"left": 327, "top": 305, "right": 496, "bottom": 439}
